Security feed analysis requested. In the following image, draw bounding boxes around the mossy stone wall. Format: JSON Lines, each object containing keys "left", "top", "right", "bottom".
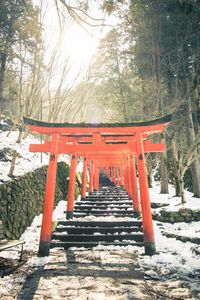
{"left": 0, "top": 161, "right": 80, "bottom": 239}
{"left": 153, "top": 208, "right": 200, "bottom": 223}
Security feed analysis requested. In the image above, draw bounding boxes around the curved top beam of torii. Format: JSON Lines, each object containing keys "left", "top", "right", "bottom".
{"left": 23, "top": 114, "right": 172, "bottom": 136}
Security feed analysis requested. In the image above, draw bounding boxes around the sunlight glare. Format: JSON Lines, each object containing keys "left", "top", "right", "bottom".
{"left": 66, "top": 25, "right": 99, "bottom": 67}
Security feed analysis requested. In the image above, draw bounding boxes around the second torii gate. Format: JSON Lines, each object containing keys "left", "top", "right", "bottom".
{"left": 24, "top": 114, "right": 171, "bottom": 257}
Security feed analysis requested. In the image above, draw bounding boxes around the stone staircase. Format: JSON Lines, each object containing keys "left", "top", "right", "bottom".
{"left": 51, "top": 185, "right": 144, "bottom": 250}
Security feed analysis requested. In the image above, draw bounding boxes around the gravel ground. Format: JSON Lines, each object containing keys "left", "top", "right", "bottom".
{"left": 1, "top": 248, "right": 198, "bottom": 300}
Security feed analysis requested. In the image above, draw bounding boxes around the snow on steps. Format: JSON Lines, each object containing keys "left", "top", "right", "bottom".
{"left": 51, "top": 186, "right": 144, "bottom": 250}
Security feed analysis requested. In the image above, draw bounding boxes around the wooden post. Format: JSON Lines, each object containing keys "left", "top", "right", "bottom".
{"left": 66, "top": 154, "right": 77, "bottom": 219}
{"left": 38, "top": 134, "right": 59, "bottom": 257}
{"left": 130, "top": 154, "right": 140, "bottom": 215}
{"left": 136, "top": 132, "right": 156, "bottom": 255}
{"left": 81, "top": 157, "right": 87, "bottom": 200}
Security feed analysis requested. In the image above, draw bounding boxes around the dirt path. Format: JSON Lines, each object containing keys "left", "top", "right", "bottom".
{"left": 1, "top": 248, "right": 197, "bottom": 300}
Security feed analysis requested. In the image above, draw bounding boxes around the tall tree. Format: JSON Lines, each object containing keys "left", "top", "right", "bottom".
{"left": 126, "top": 0, "right": 200, "bottom": 197}
{"left": 0, "top": 0, "right": 42, "bottom": 111}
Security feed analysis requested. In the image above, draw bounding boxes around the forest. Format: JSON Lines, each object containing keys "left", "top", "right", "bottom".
{"left": 0, "top": 0, "right": 200, "bottom": 203}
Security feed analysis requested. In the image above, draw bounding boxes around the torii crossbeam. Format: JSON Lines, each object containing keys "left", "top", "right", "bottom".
{"left": 24, "top": 114, "right": 171, "bottom": 257}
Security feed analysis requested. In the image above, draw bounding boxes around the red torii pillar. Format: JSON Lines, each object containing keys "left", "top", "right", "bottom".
{"left": 117, "top": 167, "right": 120, "bottom": 186}
{"left": 121, "top": 166, "right": 124, "bottom": 187}
{"left": 66, "top": 154, "right": 77, "bottom": 219}
{"left": 127, "top": 156, "right": 133, "bottom": 199}
{"left": 81, "top": 157, "right": 87, "bottom": 200}
{"left": 38, "top": 134, "right": 59, "bottom": 257}
{"left": 89, "top": 161, "right": 94, "bottom": 193}
{"left": 114, "top": 167, "right": 117, "bottom": 184}
{"left": 130, "top": 154, "right": 140, "bottom": 215}
{"left": 136, "top": 132, "right": 156, "bottom": 255}
{"left": 94, "top": 166, "right": 99, "bottom": 191}
{"left": 120, "top": 167, "right": 122, "bottom": 184}
{"left": 120, "top": 167, "right": 124, "bottom": 186}
{"left": 123, "top": 165, "right": 128, "bottom": 191}
{"left": 109, "top": 166, "right": 112, "bottom": 179}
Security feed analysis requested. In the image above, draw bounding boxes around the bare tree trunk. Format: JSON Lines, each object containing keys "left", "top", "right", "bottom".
{"left": 22, "top": 127, "right": 29, "bottom": 139}
{"left": 148, "top": 174, "right": 153, "bottom": 188}
{"left": 17, "top": 125, "right": 23, "bottom": 143}
{"left": 180, "top": 178, "right": 186, "bottom": 204}
{"left": 0, "top": 52, "right": 7, "bottom": 101}
{"left": 184, "top": 80, "right": 200, "bottom": 197}
{"left": 190, "top": 162, "right": 200, "bottom": 197}
{"left": 151, "top": 40, "right": 169, "bottom": 194}
{"left": 6, "top": 121, "right": 17, "bottom": 137}
{"left": 174, "top": 176, "right": 181, "bottom": 196}
{"left": 160, "top": 134, "right": 169, "bottom": 193}
{"left": 8, "top": 150, "right": 17, "bottom": 177}
{"left": 160, "top": 153, "right": 169, "bottom": 193}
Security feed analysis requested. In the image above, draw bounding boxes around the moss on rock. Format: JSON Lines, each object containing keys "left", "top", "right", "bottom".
{"left": 153, "top": 208, "right": 200, "bottom": 223}
{"left": 0, "top": 161, "right": 81, "bottom": 239}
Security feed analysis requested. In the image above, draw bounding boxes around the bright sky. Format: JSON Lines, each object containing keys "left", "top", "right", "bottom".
{"left": 36, "top": 0, "right": 116, "bottom": 89}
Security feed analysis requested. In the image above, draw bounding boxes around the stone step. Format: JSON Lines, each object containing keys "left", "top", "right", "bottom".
{"left": 76, "top": 201, "right": 161, "bottom": 209}
{"left": 85, "top": 199, "right": 129, "bottom": 202}
{"left": 73, "top": 209, "right": 135, "bottom": 214}
{"left": 91, "top": 192, "right": 127, "bottom": 195}
{"left": 52, "top": 233, "right": 143, "bottom": 243}
{"left": 72, "top": 212, "right": 138, "bottom": 218}
{"left": 84, "top": 199, "right": 130, "bottom": 203}
{"left": 87, "top": 195, "right": 128, "bottom": 198}
{"left": 55, "top": 226, "right": 142, "bottom": 234}
{"left": 51, "top": 182, "right": 144, "bottom": 252}
{"left": 76, "top": 201, "right": 132, "bottom": 205}
{"left": 50, "top": 241, "right": 144, "bottom": 250}
{"left": 74, "top": 206, "right": 133, "bottom": 210}
{"left": 58, "top": 220, "right": 142, "bottom": 227}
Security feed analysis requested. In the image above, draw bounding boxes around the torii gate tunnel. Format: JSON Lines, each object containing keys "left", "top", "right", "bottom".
{"left": 24, "top": 115, "right": 172, "bottom": 257}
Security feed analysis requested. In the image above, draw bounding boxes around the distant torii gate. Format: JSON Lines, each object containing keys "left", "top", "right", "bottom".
{"left": 24, "top": 115, "right": 171, "bottom": 257}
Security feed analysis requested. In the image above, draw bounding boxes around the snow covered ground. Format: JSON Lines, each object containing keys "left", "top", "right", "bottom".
{"left": 0, "top": 129, "right": 72, "bottom": 183}
{"left": 0, "top": 130, "right": 49, "bottom": 182}
{"left": 150, "top": 182, "right": 200, "bottom": 211}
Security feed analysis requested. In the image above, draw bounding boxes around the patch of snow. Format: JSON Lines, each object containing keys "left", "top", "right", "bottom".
{"left": 0, "top": 131, "right": 70, "bottom": 183}
{"left": 0, "top": 131, "right": 49, "bottom": 182}
{"left": 150, "top": 184, "right": 200, "bottom": 211}
{"left": 162, "top": 221, "right": 200, "bottom": 239}
{"left": 52, "top": 200, "right": 66, "bottom": 220}
{"left": 73, "top": 215, "right": 134, "bottom": 221}
{"left": 140, "top": 221, "right": 200, "bottom": 274}
{"left": 29, "top": 256, "right": 49, "bottom": 267}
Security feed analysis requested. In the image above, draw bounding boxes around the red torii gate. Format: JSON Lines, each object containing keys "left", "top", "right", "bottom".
{"left": 24, "top": 115, "right": 171, "bottom": 257}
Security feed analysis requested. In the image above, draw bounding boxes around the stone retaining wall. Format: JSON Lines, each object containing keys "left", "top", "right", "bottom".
{"left": 153, "top": 208, "right": 200, "bottom": 223}
{"left": 0, "top": 162, "right": 81, "bottom": 239}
